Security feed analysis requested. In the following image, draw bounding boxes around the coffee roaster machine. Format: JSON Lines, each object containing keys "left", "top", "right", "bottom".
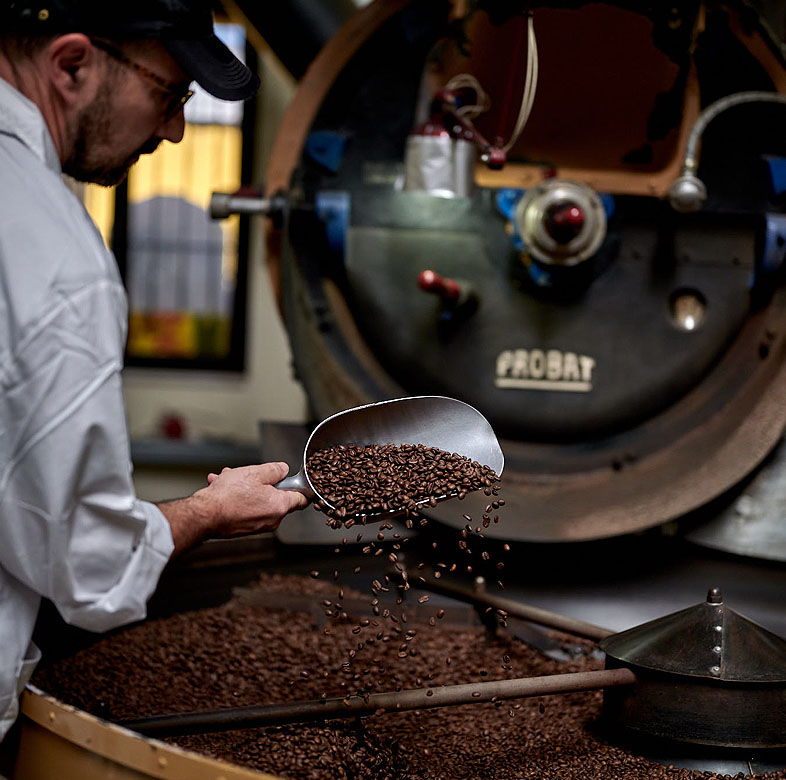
{"left": 251, "top": 0, "right": 786, "bottom": 550}
{"left": 241, "top": 0, "right": 786, "bottom": 766}
{"left": 14, "top": 2, "right": 786, "bottom": 778}
{"left": 230, "top": 0, "right": 786, "bottom": 628}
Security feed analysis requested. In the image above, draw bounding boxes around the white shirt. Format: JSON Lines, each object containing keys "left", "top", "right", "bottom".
{"left": 0, "top": 78, "right": 174, "bottom": 740}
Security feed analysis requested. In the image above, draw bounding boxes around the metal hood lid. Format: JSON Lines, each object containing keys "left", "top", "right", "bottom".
{"left": 599, "top": 588, "right": 786, "bottom": 682}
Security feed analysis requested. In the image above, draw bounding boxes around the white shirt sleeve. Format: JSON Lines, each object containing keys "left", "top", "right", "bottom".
{"left": 0, "top": 276, "right": 174, "bottom": 633}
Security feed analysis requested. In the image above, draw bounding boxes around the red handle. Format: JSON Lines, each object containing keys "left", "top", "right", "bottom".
{"left": 545, "top": 204, "right": 585, "bottom": 243}
{"left": 417, "top": 269, "right": 461, "bottom": 303}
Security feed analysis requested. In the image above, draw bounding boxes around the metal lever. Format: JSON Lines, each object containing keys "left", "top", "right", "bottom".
{"left": 119, "top": 668, "right": 636, "bottom": 736}
{"left": 418, "top": 269, "right": 462, "bottom": 304}
{"left": 210, "top": 189, "right": 288, "bottom": 226}
{"left": 409, "top": 572, "right": 614, "bottom": 642}
{"left": 418, "top": 269, "right": 479, "bottom": 327}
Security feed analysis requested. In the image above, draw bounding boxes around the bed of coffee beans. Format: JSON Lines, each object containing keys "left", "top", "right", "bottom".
{"left": 306, "top": 443, "right": 499, "bottom": 527}
{"left": 31, "top": 572, "right": 786, "bottom": 780}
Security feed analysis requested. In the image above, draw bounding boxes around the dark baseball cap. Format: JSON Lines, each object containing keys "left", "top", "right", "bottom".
{"left": 3, "top": 0, "right": 259, "bottom": 100}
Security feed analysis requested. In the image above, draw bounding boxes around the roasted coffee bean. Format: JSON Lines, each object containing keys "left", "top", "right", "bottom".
{"left": 306, "top": 443, "right": 500, "bottom": 527}
{"left": 37, "top": 569, "right": 703, "bottom": 780}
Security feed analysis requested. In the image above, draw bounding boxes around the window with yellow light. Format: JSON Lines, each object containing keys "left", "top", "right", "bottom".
{"left": 84, "top": 23, "right": 255, "bottom": 370}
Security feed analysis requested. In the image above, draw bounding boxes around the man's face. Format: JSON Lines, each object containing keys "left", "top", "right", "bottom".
{"left": 62, "top": 41, "right": 187, "bottom": 186}
{"left": 63, "top": 78, "right": 161, "bottom": 186}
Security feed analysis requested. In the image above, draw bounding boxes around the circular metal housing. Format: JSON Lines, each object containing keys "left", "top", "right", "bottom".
{"left": 514, "top": 179, "right": 607, "bottom": 266}
{"left": 264, "top": 0, "right": 786, "bottom": 543}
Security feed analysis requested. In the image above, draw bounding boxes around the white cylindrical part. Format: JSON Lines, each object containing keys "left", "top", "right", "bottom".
{"left": 403, "top": 135, "right": 476, "bottom": 198}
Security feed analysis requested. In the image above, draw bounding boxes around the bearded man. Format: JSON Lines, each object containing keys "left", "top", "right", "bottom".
{"left": 0, "top": 0, "right": 308, "bottom": 761}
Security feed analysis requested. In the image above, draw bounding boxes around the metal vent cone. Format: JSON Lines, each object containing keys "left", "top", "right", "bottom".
{"left": 599, "top": 587, "right": 786, "bottom": 682}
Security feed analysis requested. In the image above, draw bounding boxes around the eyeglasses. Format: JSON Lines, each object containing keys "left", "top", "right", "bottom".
{"left": 90, "top": 38, "right": 194, "bottom": 120}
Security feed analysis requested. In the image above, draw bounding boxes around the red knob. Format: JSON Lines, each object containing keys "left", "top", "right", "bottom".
{"left": 160, "top": 413, "right": 186, "bottom": 439}
{"left": 545, "top": 203, "right": 585, "bottom": 243}
{"left": 418, "top": 269, "right": 461, "bottom": 303}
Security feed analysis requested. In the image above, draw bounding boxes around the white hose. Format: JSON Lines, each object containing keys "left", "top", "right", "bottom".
{"left": 502, "top": 12, "right": 539, "bottom": 154}
{"left": 683, "top": 90, "right": 786, "bottom": 174}
{"left": 441, "top": 12, "right": 539, "bottom": 154}
{"left": 445, "top": 73, "right": 490, "bottom": 120}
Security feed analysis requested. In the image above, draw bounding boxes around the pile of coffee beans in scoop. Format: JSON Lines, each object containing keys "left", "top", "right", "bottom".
{"left": 307, "top": 443, "right": 499, "bottom": 527}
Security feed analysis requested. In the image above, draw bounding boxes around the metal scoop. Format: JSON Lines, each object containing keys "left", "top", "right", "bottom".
{"left": 275, "top": 395, "right": 504, "bottom": 518}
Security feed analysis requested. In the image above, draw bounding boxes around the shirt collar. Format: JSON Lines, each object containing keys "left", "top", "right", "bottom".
{"left": 0, "top": 77, "right": 62, "bottom": 174}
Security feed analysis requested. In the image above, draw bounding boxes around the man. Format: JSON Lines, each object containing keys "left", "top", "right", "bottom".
{"left": 0, "top": 0, "right": 308, "bottom": 751}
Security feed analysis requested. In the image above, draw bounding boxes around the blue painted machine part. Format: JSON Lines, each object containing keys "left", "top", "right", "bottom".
{"left": 764, "top": 156, "right": 786, "bottom": 198}
{"left": 315, "top": 191, "right": 350, "bottom": 255}
{"left": 494, "top": 187, "right": 616, "bottom": 284}
{"left": 495, "top": 187, "right": 524, "bottom": 221}
{"left": 759, "top": 213, "right": 786, "bottom": 281}
{"left": 306, "top": 131, "right": 348, "bottom": 173}
{"left": 495, "top": 188, "right": 527, "bottom": 251}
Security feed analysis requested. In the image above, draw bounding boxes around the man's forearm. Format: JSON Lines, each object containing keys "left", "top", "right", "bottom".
{"left": 156, "top": 491, "right": 213, "bottom": 558}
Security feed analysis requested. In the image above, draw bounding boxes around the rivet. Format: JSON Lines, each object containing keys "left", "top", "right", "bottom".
{"left": 713, "top": 645, "right": 721, "bottom": 654}
{"left": 37, "top": 8, "right": 49, "bottom": 20}
{"left": 714, "top": 625, "right": 722, "bottom": 632}
{"left": 710, "top": 665, "right": 721, "bottom": 676}
{"left": 157, "top": 756, "right": 167, "bottom": 768}
{"left": 48, "top": 711, "right": 55, "bottom": 722}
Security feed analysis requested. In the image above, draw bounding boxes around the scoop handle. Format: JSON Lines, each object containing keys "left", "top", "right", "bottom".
{"left": 275, "top": 470, "right": 315, "bottom": 501}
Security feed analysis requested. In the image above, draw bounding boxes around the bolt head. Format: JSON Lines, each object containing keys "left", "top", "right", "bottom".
{"left": 706, "top": 587, "right": 723, "bottom": 604}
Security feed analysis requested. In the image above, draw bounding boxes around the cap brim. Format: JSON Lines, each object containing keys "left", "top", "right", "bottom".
{"left": 164, "top": 34, "right": 259, "bottom": 101}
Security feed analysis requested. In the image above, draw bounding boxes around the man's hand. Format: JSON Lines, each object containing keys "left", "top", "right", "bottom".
{"left": 158, "top": 462, "right": 308, "bottom": 558}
